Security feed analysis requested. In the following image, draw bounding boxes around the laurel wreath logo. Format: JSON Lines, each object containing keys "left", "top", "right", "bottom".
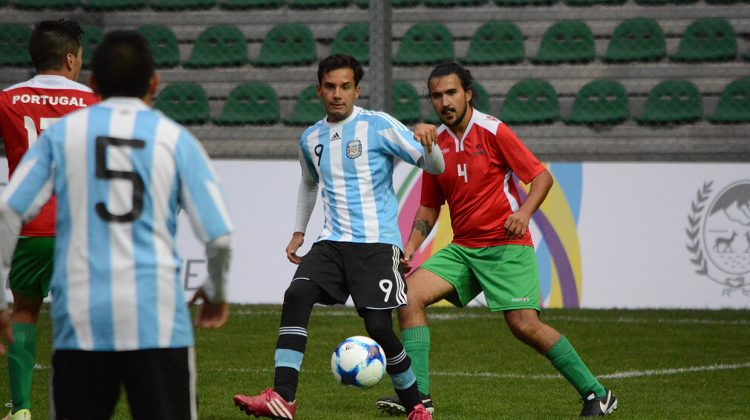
{"left": 686, "top": 181, "right": 750, "bottom": 296}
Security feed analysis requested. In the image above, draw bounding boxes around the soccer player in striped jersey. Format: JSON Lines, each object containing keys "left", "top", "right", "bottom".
{"left": 375, "top": 62, "right": 617, "bottom": 417}
{"left": 0, "top": 30, "right": 233, "bottom": 420}
{"left": 233, "top": 54, "right": 443, "bottom": 420}
{"left": 0, "top": 19, "right": 97, "bottom": 420}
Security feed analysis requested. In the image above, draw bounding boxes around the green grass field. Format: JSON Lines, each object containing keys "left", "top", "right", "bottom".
{"left": 1, "top": 305, "right": 749, "bottom": 419}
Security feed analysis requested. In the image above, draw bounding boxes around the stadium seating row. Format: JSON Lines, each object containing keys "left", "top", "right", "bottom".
{"left": 1, "top": 19, "right": 747, "bottom": 68}
{"left": 153, "top": 77, "right": 750, "bottom": 126}
{"left": 2, "top": 0, "right": 748, "bottom": 10}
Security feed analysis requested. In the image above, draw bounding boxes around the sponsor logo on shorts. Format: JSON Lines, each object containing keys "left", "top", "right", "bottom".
{"left": 511, "top": 297, "right": 530, "bottom": 303}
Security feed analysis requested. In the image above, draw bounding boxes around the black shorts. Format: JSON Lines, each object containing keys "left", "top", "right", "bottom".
{"left": 51, "top": 347, "right": 195, "bottom": 420}
{"left": 294, "top": 240, "right": 407, "bottom": 310}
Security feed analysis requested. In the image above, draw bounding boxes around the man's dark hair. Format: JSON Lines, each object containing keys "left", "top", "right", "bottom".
{"left": 29, "top": 19, "right": 83, "bottom": 73}
{"left": 427, "top": 62, "right": 476, "bottom": 107}
{"left": 317, "top": 54, "right": 364, "bottom": 86}
{"left": 91, "top": 30, "right": 155, "bottom": 99}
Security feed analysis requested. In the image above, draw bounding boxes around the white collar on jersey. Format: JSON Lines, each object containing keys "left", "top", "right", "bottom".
{"left": 325, "top": 105, "right": 361, "bottom": 127}
{"left": 100, "top": 97, "right": 150, "bottom": 110}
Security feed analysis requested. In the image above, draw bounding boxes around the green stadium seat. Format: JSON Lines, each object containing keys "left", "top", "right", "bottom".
{"left": 493, "top": 0, "right": 557, "bottom": 6}
{"left": 286, "top": 84, "right": 325, "bottom": 126}
{"left": 531, "top": 20, "right": 594, "bottom": 64}
{"left": 423, "top": 0, "right": 488, "bottom": 6}
{"left": 81, "top": 25, "right": 103, "bottom": 68}
{"left": 218, "top": 0, "right": 283, "bottom": 7}
{"left": 671, "top": 18, "right": 736, "bottom": 62}
{"left": 393, "top": 23, "right": 454, "bottom": 65}
{"left": 603, "top": 18, "right": 665, "bottom": 63}
{"left": 254, "top": 24, "right": 317, "bottom": 67}
{"left": 150, "top": 0, "right": 216, "bottom": 9}
{"left": 708, "top": 78, "right": 750, "bottom": 123}
{"left": 705, "top": 0, "right": 740, "bottom": 4}
{"left": 138, "top": 25, "right": 180, "bottom": 68}
{"left": 743, "top": 50, "right": 750, "bottom": 62}
{"left": 85, "top": 0, "right": 146, "bottom": 9}
{"left": 0, "top": 23, "right": 32, "bottom": 67}
{"left": 155, "top": 82, "right": 210, "bottom": 125}
{"left": 214, "top": 82, "right": 280, "bottom": 125}
{"left": 288, "top": 0, "right": 350, "bottom": 7}
{"left": 391, "top": 81, "right": 421, "bottom": 124}
{"left": 564, "top": 0, "right": 625, "bottom": 5}
{"left": 461, "top": 21, "right": 524, "bottom": 65}
{"left": 498, "top": 79, "right": 559, "bottom": 124}
{"left": 14, "top": 0, "right": 80, "bottom": 8}
{"left": 331, "top": 23, "right": 369, "bottom": 65}
{"left": 635, "top": 0, "right": 697, "bottom": 5}
{"left": 636, "top": 80, "right": 702, "bottom": 124}
{"left": 353, "top": 0, "right": 419, "bottom": 7}
{"left": 565, "top": 79, "right": 629, "bottom": 125}
{"left": 185, "top": 25, "right": 248, "bottom": 68}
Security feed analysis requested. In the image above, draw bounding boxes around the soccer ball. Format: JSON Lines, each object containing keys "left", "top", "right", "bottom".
{"left": 331, "top": 335, "right": 386, "bottom": 388}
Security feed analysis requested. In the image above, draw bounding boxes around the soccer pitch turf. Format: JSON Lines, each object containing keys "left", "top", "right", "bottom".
{"left": 2, "top": 305, "right": 749, "bottom": 419}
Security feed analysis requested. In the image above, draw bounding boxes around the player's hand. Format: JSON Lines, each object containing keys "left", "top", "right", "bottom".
{"left": 413, "top": 123, "right": 438, "bottom": 153}
{"left": 0, "top": 309, "right": 14, "bottom": 356}
{"left": 286, "top": 232, "right": 305, "bottom": 265}
{"left": 504, "top": 211, "right": 531, "bottom": 240}
{"left": 400, "top": 249, "right": 416, "bottom": 273}
{"left": 190, "top": 287, "right": 229, "bottom": 329}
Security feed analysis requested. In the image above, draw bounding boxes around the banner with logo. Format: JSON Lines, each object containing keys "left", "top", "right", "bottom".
{"left": 2, "top": 158, "right": 748, "bottom": 309}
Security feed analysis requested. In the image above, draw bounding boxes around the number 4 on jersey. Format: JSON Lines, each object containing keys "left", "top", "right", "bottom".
{"left": 457, "top": 163, "right": 468, "bottom": 183}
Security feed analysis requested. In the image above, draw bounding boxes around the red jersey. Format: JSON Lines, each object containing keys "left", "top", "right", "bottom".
{"left": 421, "top": 109, "right": 545, "bottom": 248}
{"left": 0, "top": 75, "right": 97, "bottom": 236}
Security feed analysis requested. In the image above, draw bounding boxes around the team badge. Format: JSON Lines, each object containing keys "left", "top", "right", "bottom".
{"left": 686, "top": 180, "right": 750, "bottom": 296}
{"left": 346, "top": 140, "right": 362, "bottom": 159}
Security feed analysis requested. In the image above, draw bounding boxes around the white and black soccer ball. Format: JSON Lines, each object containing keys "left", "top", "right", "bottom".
{"left": 331, "top": 335, "right": 386, "bottom": 388}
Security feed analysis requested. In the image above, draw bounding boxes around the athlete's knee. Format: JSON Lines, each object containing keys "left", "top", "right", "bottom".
{"left": 504, "top": 310, "right": 541, "bottom": 340}
{"left": 361, "top": 310, "right": 395, "bottom": 342}
{"left": 283, "top": 279, "right": 320, "bottom": 308}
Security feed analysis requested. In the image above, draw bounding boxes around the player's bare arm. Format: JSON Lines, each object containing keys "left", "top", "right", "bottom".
{"left": 504, "top": 169, "right": 553, "bottom": 239}
{"left": 286, "top": 231, "right": 305, "bottom": 264}
{"left": 402, "top": 205, "right": 441, "bottom": 270}
{"left": 412, "top": 123, "right": 438, "bottom": 152}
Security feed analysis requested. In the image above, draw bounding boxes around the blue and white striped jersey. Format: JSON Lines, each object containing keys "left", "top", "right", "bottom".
{"left": 299, "top": 106, "right": 423, "bottom": 249}
{"left": 1, "top": 97, "right": 233, "bottom": 351}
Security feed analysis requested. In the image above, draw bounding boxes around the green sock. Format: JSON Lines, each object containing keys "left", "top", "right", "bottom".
{"left": 545, "top": 335, "right": 606, "bottom": 398}
{"left": 8, "top": 323, "right": 37, "bottom": 412}
{"left": 401, "top": 326, "right": 431, "bottom": 396}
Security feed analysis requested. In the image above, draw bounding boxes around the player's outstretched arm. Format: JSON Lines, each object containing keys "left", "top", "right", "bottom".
{"left": 413, "top": 123, "right": 445, "bottom": 175}
{"left": 402, "top": 205, "right": 440, "bottom": 272}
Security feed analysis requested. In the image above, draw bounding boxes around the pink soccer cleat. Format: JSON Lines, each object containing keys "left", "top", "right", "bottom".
{"left": 406, "top": 403, "right": 433, "bottom": 420}
{"left": 233, "top": 388, "right": 297, "bottom": 419}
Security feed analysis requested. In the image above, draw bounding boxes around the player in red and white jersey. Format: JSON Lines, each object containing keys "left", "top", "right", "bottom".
{"left": 0, "top": 19, "right": 97, "bottom": 420}
{"left": 376, "top": 63, "right": 617, "bottom": 418}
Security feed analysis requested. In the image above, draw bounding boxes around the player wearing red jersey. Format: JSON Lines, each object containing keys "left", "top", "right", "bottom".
{"left": 376, "top": 63, "right": 617, "bottom": 417}
{"left": 0, "top": 19, "right": 97, "bottom": 420}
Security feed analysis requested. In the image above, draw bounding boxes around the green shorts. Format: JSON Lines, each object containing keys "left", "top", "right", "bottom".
{"left": 8, "top": 236, "right": 54, "bottom": 299}
{"left": 420, "top": 243, "right": 540, "bottom": 312}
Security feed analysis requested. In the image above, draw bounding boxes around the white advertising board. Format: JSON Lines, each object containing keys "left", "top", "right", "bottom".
{"left": 2, "top": 158, "right": 749, "bottom": 309}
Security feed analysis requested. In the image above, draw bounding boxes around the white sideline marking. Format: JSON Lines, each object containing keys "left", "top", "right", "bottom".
{"left": 235, "top": 309, "right": 750, "bottom": 326}
{"left": 220, "top": 362, "right": 750, "bottom": 381}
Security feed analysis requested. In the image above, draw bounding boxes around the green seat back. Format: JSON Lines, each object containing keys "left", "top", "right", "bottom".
{"left": 138, "top": 25, "right": 180, "bottom": 68}
{"left": 150, "top": 0, "right": 216, "bottom": 9}
{"left": 254, "top": 24, "right": 317, "bottom": 67}
{"left": 85, "top": 0, "right": 147, "bottom": 9}
{"left": 564, "top": 0, "right": 625, "bottom": 5}
{"left": 635, "top": 0, "right": 697, "bottom": 5}
{"left": 15, "top": 0, "right": 80, "bottom": 8}
{"left": 603, "top": 18, "right": 665, "bottom": 63}
{"left": 286, "top": 84, "right": 325, "bottom": 126}
{"left": 354, "top": 0, "right": 420, "bottom": 7}
{"left": 394, "top": 23, "right": 454, "bottom": 65}
{"left": 81, "top": 25, "right": 103, "bottom": 68}
{"left": 392, "top": 81, "right": 421, "bottom": 124}
{"left": 423, "top": 0, "right": 488, "bottom": 6}
{"left": 0, "top": 24, "right": 32, "bottom": 67}
{"left": 709, "top": 77, "right": 750, "bottom": 123}
{"left": 566, "top": 79, "right": 629, "bottom": 125}
{"left": 494, "top": 0, "right": 557, "bottom": 6}
{"left": 185, "top": 25, "right": 248, "bottom": 68}
{"left": 743, "top": 50, "right": 750, "bottom": 62}
{"left": 672, "top": 18, "right": 736, "bottom": 62}
{"left": 331, "top": 23, "right": 369, "bottom": 65}
{"left": 155, "top": 82, "right": 210, "bottom": 125}
{"left": 499, "top": 79, "right": 559, "bottom": 124}
{"left": 462, "top": 21, "right": 524, "bottom": 65}
{"left": 214, "top": 82, "right": 280, "bottom": 125}
{"left": 288, "top": 0, "right": 350, "bottom": 7}
{"left": 218, "top": 0, "right": 284, "bottom": 8}
{"left": 532, "top": 20, "right": 594, "bottom": 64}
{"left": 637, "top": 80, "right": 702, "bottom": 124}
